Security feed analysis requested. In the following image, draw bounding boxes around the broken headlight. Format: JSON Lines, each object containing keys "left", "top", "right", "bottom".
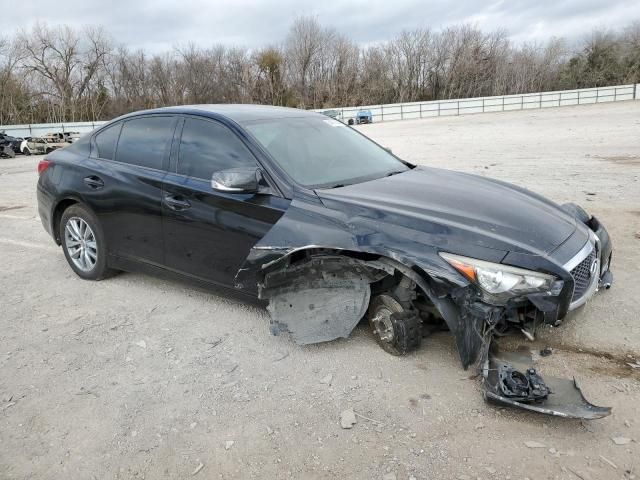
{"left": 440, "top": 252, "right": 562, "bottom": 303}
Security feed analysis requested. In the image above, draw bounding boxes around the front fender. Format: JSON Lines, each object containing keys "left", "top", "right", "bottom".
{"left": 233, "top": 195, "right": 488, "bottom": 367}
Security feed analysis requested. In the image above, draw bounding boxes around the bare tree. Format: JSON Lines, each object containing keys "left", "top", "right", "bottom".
{"left": 2, "top": 19, "right": 639, "bottom": 125}
{"left": 620, "top": 22, "right": 640, "bottom": 83}
{"left": 285, "top": 16, "right": 332, "bottom": 107}
{"left": 255, "top": 46, "right": 286, "bottom": 105}
{"left": 18, "top": 23, "right": 112, "bottom": 122}
{"left": 0, "top": 36, "right": 30, "bottom": 124}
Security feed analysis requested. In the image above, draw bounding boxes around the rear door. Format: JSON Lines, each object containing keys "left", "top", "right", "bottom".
{"left": 84, "top": 115, "right": 177, "bottom": 265}
{"left": 161, "top": 116, "right": 288, "bottom": 289}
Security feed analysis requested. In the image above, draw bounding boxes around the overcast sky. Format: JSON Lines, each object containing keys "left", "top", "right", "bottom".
{"left": 6, "top": 0, "right": 640, "bottom": 52}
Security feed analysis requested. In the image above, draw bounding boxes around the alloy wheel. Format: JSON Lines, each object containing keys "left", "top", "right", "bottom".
{"left": 64, "top": 217, "right": 98, "bottom": 272}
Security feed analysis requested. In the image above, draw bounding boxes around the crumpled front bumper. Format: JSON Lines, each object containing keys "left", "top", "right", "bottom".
{"left": 462, "top": 214, "right": 614, "bottom": 419}
{"left": 450, "top": 213, "right": 615, "bottom": 372}
{"left": 484, "top": 349, "right": 611, "bottom": 419}
{"left": 525, "top": 214, "right": 613, "bottom": 327}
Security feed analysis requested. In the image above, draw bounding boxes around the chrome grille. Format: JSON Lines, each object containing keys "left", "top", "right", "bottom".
{"left": 571, "top": 249, "right": 596, "bottom": 301}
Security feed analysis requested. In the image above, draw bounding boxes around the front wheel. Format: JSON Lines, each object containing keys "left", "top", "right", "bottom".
{"left": 60, "top": 204, "right": 116, "bottom": 280}
{"left": 368, "top": 294, "right": 421, "bottom": 355}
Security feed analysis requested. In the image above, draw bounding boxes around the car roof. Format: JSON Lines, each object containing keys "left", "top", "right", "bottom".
{"left": 116, "top": 104, "right": 323, "bottom": 123}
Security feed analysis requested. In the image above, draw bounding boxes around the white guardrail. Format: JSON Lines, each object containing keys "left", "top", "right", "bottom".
{"left": 313, "top": 83, "right": 640, "bottom": 123}
{"left": 1, "top": 83, "right": 638, "bottom": 137}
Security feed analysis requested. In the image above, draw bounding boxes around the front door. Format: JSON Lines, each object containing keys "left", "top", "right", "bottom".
{"left": 161, "top": 116, "right": 288, "bottom": 289}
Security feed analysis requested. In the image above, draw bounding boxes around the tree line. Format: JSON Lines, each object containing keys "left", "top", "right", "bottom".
{"left": 1, "top": 18, "right": 639, "bottom": 125}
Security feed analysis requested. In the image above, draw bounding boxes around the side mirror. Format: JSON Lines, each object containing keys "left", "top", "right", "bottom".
{"left": 211, "top": 167, "right": 263, "bottom": 193}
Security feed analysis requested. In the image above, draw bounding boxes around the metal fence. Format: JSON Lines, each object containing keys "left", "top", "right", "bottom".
{"left": 0, "top": 120, "right": 107, "bottom": 139}
{"left": 1, "top": 83, "right": 638, "bottom": 137}
{"left": 314, "top": 83, "right": 640, "bottom": 123}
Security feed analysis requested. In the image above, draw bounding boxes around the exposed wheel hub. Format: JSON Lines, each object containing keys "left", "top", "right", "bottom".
{"left": 371, "top": 307, "right": 395, "bottom": 342}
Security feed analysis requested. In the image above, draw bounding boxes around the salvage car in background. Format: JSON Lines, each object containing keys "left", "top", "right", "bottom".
{"left": 48, "top": 131, "right": 81, "bottom": 143}
{"left": 26, "top": 135, "right": 67, "bottom": 155}
{"left": 36, "top": 105, "right": 613, "bottom": 419}
{"left": 0, "top": 132, "right": 25, "bottom": 157}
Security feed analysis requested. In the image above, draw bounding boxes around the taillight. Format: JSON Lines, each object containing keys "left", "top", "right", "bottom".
{"left": 37, "top": 159, "right": 52, "bottom": 176}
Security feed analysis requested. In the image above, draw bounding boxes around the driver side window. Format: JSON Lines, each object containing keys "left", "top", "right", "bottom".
{"left": 177, "top": 118, "right": 257, "bottom": 180}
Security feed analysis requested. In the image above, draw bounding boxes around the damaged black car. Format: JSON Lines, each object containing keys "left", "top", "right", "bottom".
{"left": 37, "top": 105, "right": 613, "bottom": 419}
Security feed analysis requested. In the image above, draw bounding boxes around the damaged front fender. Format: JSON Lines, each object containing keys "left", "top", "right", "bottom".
{"left": 234, "top": 196, "right": 480, "bottom": 364}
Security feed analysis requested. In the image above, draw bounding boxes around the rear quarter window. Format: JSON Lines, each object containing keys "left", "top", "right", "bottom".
{"left": 116, "top": 116, "right": 175, "bottom": 170}
{"left": 93, "top": 123, "right": 122, "bottom": 160}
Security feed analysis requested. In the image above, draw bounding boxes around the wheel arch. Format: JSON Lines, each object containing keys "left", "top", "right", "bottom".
{"left": 258, "top": 246, "right": 453, "bottom": 297}
{"left": 51, "top": 196, "right": 90, "bottom": 245}
{"left": 253, "top": 246, "right": 464, "bottom": 342}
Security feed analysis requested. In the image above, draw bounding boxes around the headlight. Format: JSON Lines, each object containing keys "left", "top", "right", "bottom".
{"left": 439, "top": 252, "right": 562, "bottom": 303}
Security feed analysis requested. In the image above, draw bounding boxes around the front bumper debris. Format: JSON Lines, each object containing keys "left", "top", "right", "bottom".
{"left": 484, "top": 348, "right": 611, "bottom": 419}
{"left": 235, "top": 196, "right": 614, "bottom": 420}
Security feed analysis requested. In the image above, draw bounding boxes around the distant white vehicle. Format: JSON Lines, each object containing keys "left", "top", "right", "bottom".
{"left": 24, "top": 135, "right": 68, "bottom": 155}
{"left": 48, "top": 132, "right": 81, "bottom": 143}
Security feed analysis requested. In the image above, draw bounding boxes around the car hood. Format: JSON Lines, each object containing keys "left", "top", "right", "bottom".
{"left": 316, "top": 167, "right": 577, "bottom": 256}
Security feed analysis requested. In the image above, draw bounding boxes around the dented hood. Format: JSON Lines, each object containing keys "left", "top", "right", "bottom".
{"left": 317, "top": 167, "right": 577, "bottom": 255}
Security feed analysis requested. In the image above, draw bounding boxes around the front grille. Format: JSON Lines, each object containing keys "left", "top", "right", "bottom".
{"left": 571, "top": 249, "right": 596, "bottom": 301}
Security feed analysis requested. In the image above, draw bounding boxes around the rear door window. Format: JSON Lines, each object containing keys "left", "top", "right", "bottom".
{"left": 177, "top": 118, "right": 257, "bottom": 180}
{"left": 93, "top": 123, "right": 121, "bottom": 160}
{"left": 116, "top": 116, "right": 175, "bottom": 170}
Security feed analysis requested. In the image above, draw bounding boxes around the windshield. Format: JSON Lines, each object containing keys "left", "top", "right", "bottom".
{"left": 242, "top": 116, "right": 409, "bottom": 188}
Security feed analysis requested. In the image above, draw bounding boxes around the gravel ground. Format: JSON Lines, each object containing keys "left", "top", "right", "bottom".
{"left": 1, "top": 101, "right": 639, "bottom": 479}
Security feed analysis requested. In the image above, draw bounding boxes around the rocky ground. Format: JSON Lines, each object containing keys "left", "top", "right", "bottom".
{"left": 1, "top": 101, "right": 639, "bottom": 479}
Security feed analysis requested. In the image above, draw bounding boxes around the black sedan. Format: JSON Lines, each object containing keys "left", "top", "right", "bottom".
{"left": 36, "top": 105, "right": 613, "bottom": 418}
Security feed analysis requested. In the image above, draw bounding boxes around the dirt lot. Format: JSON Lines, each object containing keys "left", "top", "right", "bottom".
{"left": 1, "top": 102, "right": 639, "bottom": 479}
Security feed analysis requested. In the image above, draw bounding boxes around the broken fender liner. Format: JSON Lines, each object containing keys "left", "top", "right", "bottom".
{"left": 240, "top": 244, "right": 485, "bottom": 368}
{"left": 261, "top": 256, "right": 386, "bottom": 345}
{"left": 484, "top": 349, "right": 611, "bottom": 419}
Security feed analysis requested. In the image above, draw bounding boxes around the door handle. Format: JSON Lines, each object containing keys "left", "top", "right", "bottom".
{"left": 84, "top": 175, "right": 104, "bottom": 189}
{"left": 164, "top": 194, "right": 191, "bottom": 211}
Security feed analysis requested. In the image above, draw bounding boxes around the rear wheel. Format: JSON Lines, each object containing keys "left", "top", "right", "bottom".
{"left": 368, "top": 294, "right": 421, "bottom": 355}
{"left": 60, "top": 204, "right": 116, "bottom": 280}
